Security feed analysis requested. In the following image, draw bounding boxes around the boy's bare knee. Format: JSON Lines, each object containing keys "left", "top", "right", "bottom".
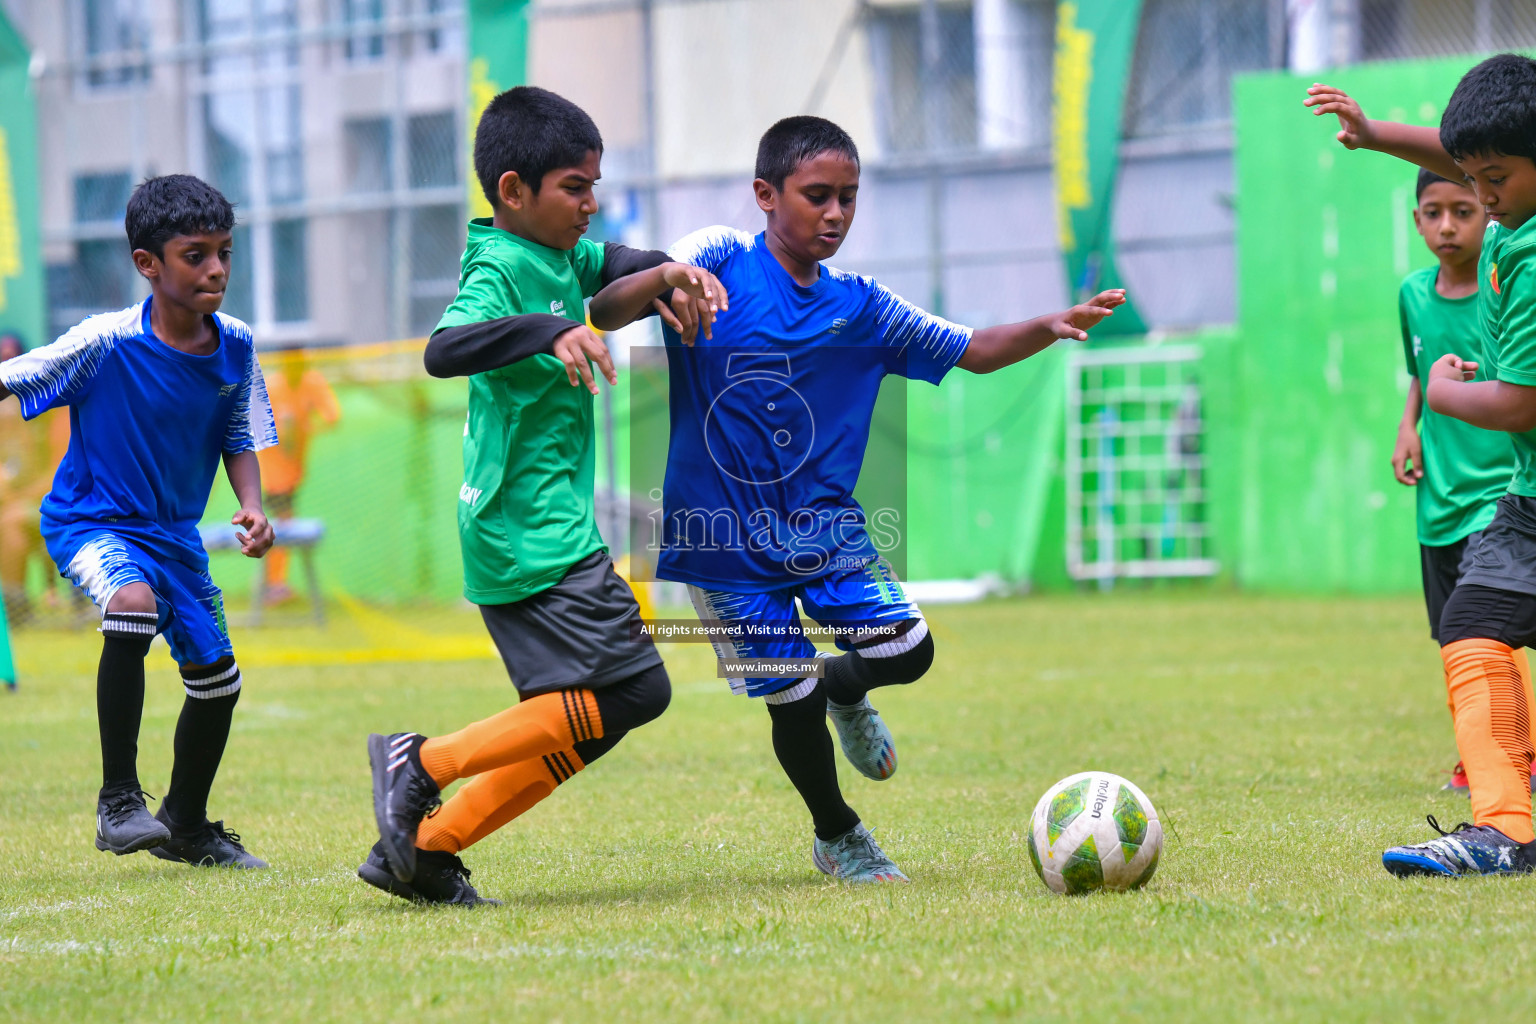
{"left": 106, "top": 582, "right": 157, "bottom": 616}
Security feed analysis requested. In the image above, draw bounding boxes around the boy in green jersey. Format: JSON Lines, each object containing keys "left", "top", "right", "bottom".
{"left": 356, "top": 87, "right": 726, "bottom": 904}
{"left": 1307, "top": 54, "right": 1536, "bottom": 875}
{"left": 1393, "top": 167, "right": 1531, "bottom": 792}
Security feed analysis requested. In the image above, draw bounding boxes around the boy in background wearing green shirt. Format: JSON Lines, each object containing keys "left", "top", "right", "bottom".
{"left": 356, "top": 87, "right": 725, "bottom": 904}
{"left": 1393, "top": 167, "right": 1532, "bottom": 794}
{"left": 1308, "top": 54, "right": 1536, "bottom": 875}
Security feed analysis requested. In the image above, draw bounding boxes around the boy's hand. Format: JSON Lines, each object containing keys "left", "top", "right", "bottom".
{"left": 661, "top": 263, "right": 728, "bottom": 310}
{"left": 1429, "top": 353, "right": 1478, "bottom": 384}
{"left": 1051, "top": 289, "right": 1126, "bottom": 341}
{"left": 232, "top": 507, "right": 274, "bottom": 558}
{"left": 552, "top": 325, "right": 618, "bottom": 394}
{"left": 657, "top": 263, "right": 729, "bottom": 343}
{"left": 1392, "top": 421, "right": 1424, "bottom": 485}
{"left": 1303, "top": 84, "right": 1376, "bottom": 150}
{"left": 650, "top": 292, "right": 721, "bottom": 346}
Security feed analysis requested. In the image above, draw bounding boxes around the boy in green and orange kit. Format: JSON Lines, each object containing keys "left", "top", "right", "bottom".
{"left": 1392, "top": 167, "right": 1536, "bottom": 793}
{"left": 1309, "top": 54, "right": 1536, "bottom": 875}
{"left": 355, "top": 86, "right": 725, "bottom": 904}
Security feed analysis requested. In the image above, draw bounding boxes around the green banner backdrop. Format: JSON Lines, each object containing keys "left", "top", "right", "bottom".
{"left": 465, "top": 0, "right": 530, "bottom": 220}
{"left": 0, "top": 9, "right": 45, "bottom": 352}
{"left": 1051, "top": 0, "right": 1146, "bottom": 333}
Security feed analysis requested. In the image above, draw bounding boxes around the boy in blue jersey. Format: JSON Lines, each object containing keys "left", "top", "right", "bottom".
{"left": 591, "top": 117, "right": 1124, "bottom": 881}
{"left": 0, "top": 175, "right": 276, "bottom": 868}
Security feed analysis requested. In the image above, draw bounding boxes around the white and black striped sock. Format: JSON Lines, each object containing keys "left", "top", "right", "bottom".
{"left": 100, "top": 610, "right": 158, "bottom": 641}
{"left": 181, "top": 660, "right": 242, "bottom": 700}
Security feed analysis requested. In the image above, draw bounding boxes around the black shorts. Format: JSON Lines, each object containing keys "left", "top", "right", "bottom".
{"left": 1421, "top": 531, "right": 1484, "bottom": 642}
{"left": 1442, "top": 495, "right": 1536, "bottom": 648}
{"left": 479, "top": 550, "right": 663, "bottom": 697}
{"left": 1459, "top": 494, "right": 1536, "bottom": 597}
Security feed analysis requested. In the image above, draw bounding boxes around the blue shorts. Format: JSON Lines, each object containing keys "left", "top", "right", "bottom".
{"left": 687, "top": 556, "right": 924, "bottom": 700}
{"left": 57, "top": 531, "right": 233, "bottom": 668}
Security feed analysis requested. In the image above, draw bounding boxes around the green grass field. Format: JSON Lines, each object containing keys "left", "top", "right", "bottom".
{"left": 3, "top": 591, "right": 1534, "bottom": 1022}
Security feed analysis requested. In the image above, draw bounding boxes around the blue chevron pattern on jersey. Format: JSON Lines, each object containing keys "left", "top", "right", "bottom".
{"left": 0, "top": 298, "right": 277, "bottom": 573}
{"left": 658, "top": 227, "right": 971, "bottom": 591}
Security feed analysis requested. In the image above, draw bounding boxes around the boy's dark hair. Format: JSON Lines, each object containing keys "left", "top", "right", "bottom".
{"left": 473, "top": 86, "right": 603, "bottom": 205}
{"left": 124, "top": 175, "right": 234, "bottom": 258}
{"left": 1440, "top": 53, "right": 1536, "bottom": 163}
{"left": 1416, "top": 167, "right": 1470, "bottom": 201}
{"left": 754, "top": 116, "right": 860, "bottom": 191}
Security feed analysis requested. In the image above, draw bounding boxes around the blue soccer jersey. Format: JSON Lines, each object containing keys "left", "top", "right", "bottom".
{"left": 656, "top": 227, "right": 971, "bottom": 591}
{"left": 0, "top": 298, "right": 277, "bottom": 572}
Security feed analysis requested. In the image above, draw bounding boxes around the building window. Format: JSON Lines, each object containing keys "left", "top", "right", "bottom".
{"left": 193, "top": 0, "right": 310, "bottom": 334}
{"left": 408, "top": 205, "right": 462, "bottom": 334}
{"left": 868, "top": 3, "right": 978, "bottom": 156}
{"left": 417, "top": 0, "right": 462, "bottom": 53}
{"left": 74, "top": 171, "right": 132, "bottom": 224}
{"left": 222, "top": 224, "right": 256, "bottom": 325}
{"left": 408, "top": 112, "right": 457, "bottom": 189}
{"left": 264, "top": 85, "right": 306, "bottom": 204}
{"left": 78, "top": 0, "right": 149, "bottom": 89}
{"left": 1124, "top": 0, "right": 1275, "bottom": 137}
{"left": 48, "top": 170, "right": 138, "bottom": 341}
{"left": 197, "top": 0, "right": 299, "bottom": 74}
{"left": 346, "top": 118, "right": 394, "bottom": 193}
{"left": 272, "top": 220, "right": 309, "bottom": 323}
{"left": 343, "top": 0, "right": 387, "bottom": 61}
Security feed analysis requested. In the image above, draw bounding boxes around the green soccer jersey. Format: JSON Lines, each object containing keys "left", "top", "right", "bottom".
{"left": 1478, "top": 216, "right": 1536, "bottom": 498}
{"left": 436, "top": 219, "right": 608, "bottom": 604}
{"left": 1400, "top": 265, "right": 1514, "bottom": 545}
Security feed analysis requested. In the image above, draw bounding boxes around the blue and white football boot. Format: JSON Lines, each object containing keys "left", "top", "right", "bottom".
{"left": 812, "top": 823, "right": 908, "bottom": 883}
{"left": 825, "top": 695, "right": 897, "bottom": 781}
{"left": 1382, "top": 815, "right": 1536, "bottom": 877}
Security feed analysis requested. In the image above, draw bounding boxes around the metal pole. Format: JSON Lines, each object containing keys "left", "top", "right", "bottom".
{"left": 639, "top": 0, "right": 659, "bottom": 248}
{"left": 921, "top": 0, "right": 944, "bottom": 317}
{"left": 1475, "top": 0, "right": 1494, "bottom": 53}
{"left": 389, "top": 14, "right": 410, "bottom": 341}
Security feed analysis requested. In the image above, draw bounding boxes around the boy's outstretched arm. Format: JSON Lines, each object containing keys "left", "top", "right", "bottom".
{"left": 1303, "top": 84, "right": 1464, "bottom": 181}
{"left": 223, "top": 450, "right": 274, "bottom": 558}
{"left": 589, "top": 263, "right": 729, "bottom": 343}
{"left": 958, "top": 290, "right": 1126, "bottom": 374}
{"left": 1426, "top": 355, "right": 1536, "bottom": 433}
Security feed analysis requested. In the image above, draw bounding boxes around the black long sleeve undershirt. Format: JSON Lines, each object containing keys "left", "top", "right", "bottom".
{"left": 423, "top": 242, "right": 671, "bottom": 379}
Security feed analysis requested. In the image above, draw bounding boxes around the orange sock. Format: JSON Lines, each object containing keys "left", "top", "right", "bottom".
{"left": 418, "top": 689, "right": 602, "bottom": 788}
{"left": 1519, "top": 649, "right": 1536, "bottom": 765}
{"left": 266, "top": 548, "right": 289, "bottom": 588}
{"left": 416, "top": 749, "right": 585, "bottom": 853}
{"left": 1442, "top": 638, "right": 1535, "bottom": 843}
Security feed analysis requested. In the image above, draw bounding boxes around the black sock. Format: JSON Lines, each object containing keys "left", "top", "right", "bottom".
{"left": 97, "top": 613, "right": 157, "bottom": 797}
{"left": 567, "top": 662, "right": 671, "bottom": 766}
{"left": 163, "top": 658, "right": 242, "bottom": 827}
{"left": 573, "top": 731, "right": 625, "bottom": 766}
{"left": 764, "top": 682, "right": 859, "bottom": 841}
{"left": 822, "top": 652, "right": 876, "bottom": 707}
{"left": 823, "top": 625, "right": 935, "bottom": 707}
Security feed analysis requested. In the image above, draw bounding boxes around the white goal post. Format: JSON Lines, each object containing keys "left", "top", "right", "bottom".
{"left": 1065, "top": 344, "right": 1218, "bottom": 585}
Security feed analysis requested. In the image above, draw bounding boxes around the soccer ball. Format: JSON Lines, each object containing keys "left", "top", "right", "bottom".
{"left": 1027, "top": 771, "right": 1162, "bottom": 895}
